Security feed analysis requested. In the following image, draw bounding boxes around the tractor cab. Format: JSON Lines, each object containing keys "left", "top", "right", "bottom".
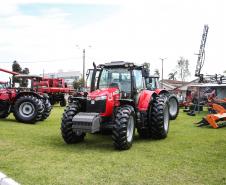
{"left": 145, "top": 75, "right": 160, "bottom": 91}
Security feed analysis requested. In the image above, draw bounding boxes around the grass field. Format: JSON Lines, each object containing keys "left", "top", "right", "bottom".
{"left": 0, "top": 106, "right": 226, "bottom": 185}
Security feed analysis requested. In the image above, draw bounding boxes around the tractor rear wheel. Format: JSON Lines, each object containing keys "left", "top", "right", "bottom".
{"left": 40, "top": 98, "right": 52, "bottom": 121}
{"left": 168, "top": 94, "right": 179, "bottom": 120}
{"left": 112, "top": 105, "right": 135, "bottom": 150}
{"left": 61, "top": 103, "right": 86, "bottom": 144}
{"left": 13, "top": 95, "right": 44, "bottom": 124}
{"left": 149, "top": 95, "right": 170, "bottom": 139}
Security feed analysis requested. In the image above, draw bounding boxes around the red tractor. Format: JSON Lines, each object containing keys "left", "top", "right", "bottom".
{"left": 33, "top": 78, "right": 73, "bottom": 107}
{"left": 0, "top": 69, "right": 52, "bottom": 123}
{"left": 61, "top": 61, "right": 173, "bottom": 150}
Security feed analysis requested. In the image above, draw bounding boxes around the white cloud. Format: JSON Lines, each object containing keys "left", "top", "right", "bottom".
{"left": 0, "top": 0, "right": 225, "bottom": 82}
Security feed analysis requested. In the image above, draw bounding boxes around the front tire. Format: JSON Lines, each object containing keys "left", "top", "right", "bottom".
{"left": 60, "top": 98, "right": 66, "bottom": 107}
{"left": 40, "top": 98, "right": 52, "bottom": 121}
{"left": 13, "top": 95, "right": 44, "bottom": 124}
{"left": 0, "top": 109, "right": 10, "bottom": 119}
{"left": 61, "top": 103, "right": 86, "bottom": 144}
{"left": 112, "top": 105, "right": 135, "bottom": 150}
{"left": 149, "top": 95, "right": 170, "bottom": 139}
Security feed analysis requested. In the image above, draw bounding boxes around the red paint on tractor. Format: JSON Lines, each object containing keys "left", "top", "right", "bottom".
{"left": 137, "top": 90, "right": 156, "bottom": 111}
{"left": 88, "top": 87, "right": 119, "bottom": 117}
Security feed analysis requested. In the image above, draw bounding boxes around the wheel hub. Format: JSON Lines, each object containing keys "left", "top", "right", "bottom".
{"left": 169, "top": 98, "right": 177, "bottom": 116}
{"left": 19, "top": 102, "right": 35, "bottom": 118}
{"left": 163, "top": 104, "right": 169, "bottom": 132}
{"left": 127, "top": 116, "right": 134, "bottom": 142}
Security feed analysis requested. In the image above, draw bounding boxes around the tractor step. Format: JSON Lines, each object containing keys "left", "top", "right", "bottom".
{"left": 72, "top": 112, "right": 101, "bottom": 133}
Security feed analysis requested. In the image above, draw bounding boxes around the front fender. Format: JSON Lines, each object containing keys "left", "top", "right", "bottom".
{"left": 155, "top": 88, "right": 169, "bottom": 95}
{"left": 138, "top": 90, "right": 157, "bottom": 111}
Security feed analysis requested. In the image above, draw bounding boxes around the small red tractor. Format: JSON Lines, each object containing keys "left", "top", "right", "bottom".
{"left": 61, "top": 61, "right": 177, "bottom": 150}
{"left": 33, "top": 78, "right": 73, "bottom": 106}
{"left": 0, "top": 68, "right": 51, "bottom": 123}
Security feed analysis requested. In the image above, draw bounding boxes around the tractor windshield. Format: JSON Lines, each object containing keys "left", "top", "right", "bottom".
{"left": 99, "top": 68, "right": 131, "bottom": 93}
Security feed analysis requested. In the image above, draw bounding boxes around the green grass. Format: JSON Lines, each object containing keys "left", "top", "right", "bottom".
{"left": 0, "top": 107, "right": 226, "bottom": 185}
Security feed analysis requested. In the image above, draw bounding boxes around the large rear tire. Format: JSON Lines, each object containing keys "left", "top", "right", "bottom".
{"left": 112, "top": 105, "right": 135, "bottom": 150}
{"left": 168, "top": 94, "right": 179, "bottom": 120}
{"left": 13, "top": 95, "right": 44, "bottom": 124}
{"left": 149, "top": 95, "right": 170, "bottom": 139}
{"left": 61, "top": 103, "right": 86, "bottom": 144}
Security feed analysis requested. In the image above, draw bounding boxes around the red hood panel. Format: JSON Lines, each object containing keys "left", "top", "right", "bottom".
{"left": 88, "top": 88, "right": 118, "bottom": 97}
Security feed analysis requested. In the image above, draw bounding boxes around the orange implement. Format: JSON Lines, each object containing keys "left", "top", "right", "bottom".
{"left": 195, "top": 103, "right": 226, "bottom": 128}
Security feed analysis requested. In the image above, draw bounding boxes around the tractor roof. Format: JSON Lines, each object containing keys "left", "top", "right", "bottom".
{"left": 98, "top": 61, "right": 142, "bottom": 68}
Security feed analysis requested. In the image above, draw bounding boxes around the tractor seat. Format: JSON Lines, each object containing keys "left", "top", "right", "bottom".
{"left": 109, "top": 82, "right": 119, "bottom": 88}
{"left": 120, "top": 81, "right": 131, "bottom": 93}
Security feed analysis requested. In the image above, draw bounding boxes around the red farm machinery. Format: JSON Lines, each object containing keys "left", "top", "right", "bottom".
{"left": 0, "top": 68, "right": 52, "bottom": 124}
{"left": 61, "top": 61, "right": 179, "bottom": 150}
{"left": 33, "top": 78, "right": 73, "bottom": 107}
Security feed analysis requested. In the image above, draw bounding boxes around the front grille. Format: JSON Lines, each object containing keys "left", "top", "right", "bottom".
{"left": 86, "top": 100, "right": 106, "bottom": 113}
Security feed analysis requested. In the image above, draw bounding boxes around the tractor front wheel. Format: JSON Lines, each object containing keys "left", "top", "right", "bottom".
{"left": 60, "top": 98, "right": 66, "bottom": 107}
{"left": 40, "top": 98, "right": 52, "bottom": 121}
{"left": 112, "top": 105, "right": 135, "bottom": 150}
{"left": 61, "top": 103, "right": 86, "bottom": 144}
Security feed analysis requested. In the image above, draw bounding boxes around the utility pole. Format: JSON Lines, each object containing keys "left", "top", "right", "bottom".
{"left": 83, "top": 48, "right": 85, "bottom": 87}
{"left": 160, "top": 57, "right": 167, "bottom": 88}
{"left": 76, "top": 45, "right": 91, "bottom": 88}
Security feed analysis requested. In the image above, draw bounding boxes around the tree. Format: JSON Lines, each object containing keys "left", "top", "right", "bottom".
{"left": 168, "top": 71, "right": 177, "bottom": 80}
{"left": 12, "top": 61, "right": 22, "bottom": 73}
{"left": 12, "top": 61, "right": 22, "bottom": 85}
{"left": 154, "top": 69, "right": 160, "bottom": 76}
{"left": 73, "top": 78, "right": 84, "bottom": 90}
{"left": 176, "top": 57, "right": 190, "bottom": 82}
{"left": 21, "top": 68, "right": 30, "bottom": 87}
{"left": 12, "top": 61, "right": 30, "bottom": 87}
{"left": 22, "top": 68, "right": 29, "bottom": 74}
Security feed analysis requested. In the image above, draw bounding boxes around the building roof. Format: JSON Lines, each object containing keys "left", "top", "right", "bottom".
{"left": 44, "top": 71, "right": 81, "bottom": 78}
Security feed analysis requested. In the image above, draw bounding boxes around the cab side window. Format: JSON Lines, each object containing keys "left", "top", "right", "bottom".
{"left": 133, "top": 70, "right": 144, "bottom": 90}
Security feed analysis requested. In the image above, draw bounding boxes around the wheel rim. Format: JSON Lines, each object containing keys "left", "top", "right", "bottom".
{"left": 163, "top": 104, "right": 169, "bottom": 132}
{"left": 127, "top": 115, "right": 134, "bottom": 143}
{"left": 169, "top": 97, "right": 178, "bottom": 116}
{"left": 19, "top": 102, "right": 35, "bottom": 118}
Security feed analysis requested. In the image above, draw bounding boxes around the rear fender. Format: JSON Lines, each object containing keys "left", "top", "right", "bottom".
{"left": 138, "top": 90, "right": 157, "bottom": 111}
{"left": 15, "top": 91, "right": 43, "bottom": 101}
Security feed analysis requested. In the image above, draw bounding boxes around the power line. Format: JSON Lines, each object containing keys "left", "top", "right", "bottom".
{"left": 0, "top": 56, "right": 89, "bottom": 64}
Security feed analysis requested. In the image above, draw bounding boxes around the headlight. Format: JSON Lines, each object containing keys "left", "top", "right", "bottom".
{"left": 95, "top": 95, "right": 107, "bottom": 101}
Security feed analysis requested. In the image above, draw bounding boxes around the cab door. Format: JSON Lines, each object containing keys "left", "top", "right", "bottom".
{"left": 133, "top": 69, "right": 145, "bottom": 105}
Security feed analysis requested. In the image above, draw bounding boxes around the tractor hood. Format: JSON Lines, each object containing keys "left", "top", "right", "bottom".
{"left": 87, "top": 87, "right": 119, "bottom": 98}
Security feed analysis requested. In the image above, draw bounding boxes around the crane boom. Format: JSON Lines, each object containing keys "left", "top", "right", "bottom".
{"left": 195, "top": 25, "right": 209, "bottom": 77}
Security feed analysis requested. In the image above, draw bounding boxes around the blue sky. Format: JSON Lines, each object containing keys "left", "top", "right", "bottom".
{"left": 18, "top": 4, "right": 120, "bottom": 27}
